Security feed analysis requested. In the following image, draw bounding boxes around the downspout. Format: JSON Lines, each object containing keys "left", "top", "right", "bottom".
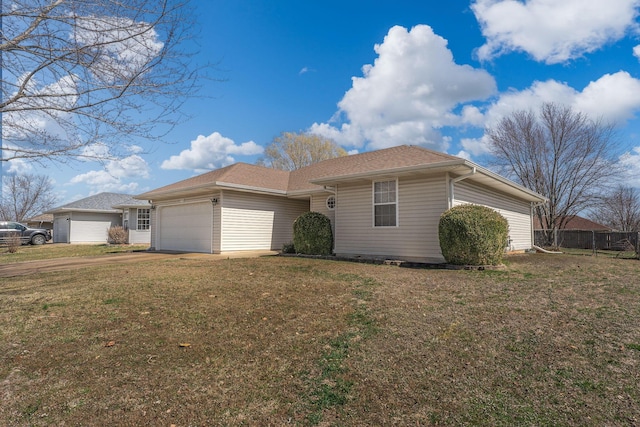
{"left": 530, "top": 201, "right": 548, "bottom": 253}
{"left": 323, "top": 185, "right": 336, "bottom": 194}
{"left": 448, "top": 167, "right": 476, "bottom": 209}
{"left": 323, "top": 185, "right": 337, "bottom": 253}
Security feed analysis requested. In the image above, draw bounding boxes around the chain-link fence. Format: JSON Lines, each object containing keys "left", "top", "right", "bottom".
{"left": 534, "top": 230, "right": 639, "bottom": 254}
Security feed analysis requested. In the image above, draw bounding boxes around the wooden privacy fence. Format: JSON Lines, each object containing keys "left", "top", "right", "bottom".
{"left": 534, "top": 230, "right": 640, "bottom": 252}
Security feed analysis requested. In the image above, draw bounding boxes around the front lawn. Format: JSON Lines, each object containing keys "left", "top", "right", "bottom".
{"left": 0, "top": 243, "right": 149, "bottom": 264}
{"left": 1, "top": 253, "right": 639, "bottom": 425}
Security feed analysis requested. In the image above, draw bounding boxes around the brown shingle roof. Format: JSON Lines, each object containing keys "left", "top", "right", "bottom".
{"left": 534, "top": 215, "right": 612, "bottom": 231}
{"left": 139, "top": 163, "right": 290, "bottom": 198}
{"left": 288, "top": 145, "right": 459, "bottom": 192}
{"left": 138, "top": 145, "right": 543, "bottom": 202}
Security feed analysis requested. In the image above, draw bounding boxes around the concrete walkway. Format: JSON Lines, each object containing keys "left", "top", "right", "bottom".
{"left": 0, "top": 250, "right": 278, "bottom": 278}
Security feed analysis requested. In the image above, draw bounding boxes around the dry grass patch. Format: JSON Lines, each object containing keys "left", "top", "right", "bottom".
{"left": 1, "top": 253, "right": 639, "bottom": 425}
{"left": 0, "top": 243, "right": 149, "bottom": 263}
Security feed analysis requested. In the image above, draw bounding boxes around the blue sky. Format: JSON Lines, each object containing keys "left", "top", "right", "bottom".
{"left": 15, "top": 0, "right": 640, "bottom": 204}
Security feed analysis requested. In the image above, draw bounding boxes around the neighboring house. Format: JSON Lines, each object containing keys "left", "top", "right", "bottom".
{"left": 25, "top": 213, "right": 54, "bottom": 231}
{"left": 533, "top": 215, "right": 615, "bottom": 250}
{"left": 112, "top": 196, "right": 153, "bottom": 244}
{"left": 137, "top": 145, "right": 547, "bottom": 263}
{"left": 534, "top": 215, "right": 612, "bottom": 231}
{"left": 47, "top": 193, "right": 151, "bottom": 244}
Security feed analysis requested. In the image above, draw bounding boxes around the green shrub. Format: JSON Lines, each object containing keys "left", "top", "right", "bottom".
{"left": 293, "top": 212, "right": 333, "bottom": 255}
{"left": 282, "top": 241, "right": 296, "bottom": 254}
{"left": 438, "top": 204, "right": 509, "bottom": 266}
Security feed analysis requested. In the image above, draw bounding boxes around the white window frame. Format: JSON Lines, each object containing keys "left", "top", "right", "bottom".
{"left": 137, "top": 208, "right": 151, "bottom": 231}
{"left": 326, "top": 195, "right": 336, "bottom": 210}
{"left": 372, "top": 179, "right": 398, "bottom": 227}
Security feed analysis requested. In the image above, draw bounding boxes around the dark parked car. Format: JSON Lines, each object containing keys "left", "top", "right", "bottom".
{"left": 0, "top": 221, "right": 52, "bottom": 245}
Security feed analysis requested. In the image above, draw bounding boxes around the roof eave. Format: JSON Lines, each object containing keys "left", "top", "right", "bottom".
{"left": 138, "top": 181, "right": 287, "bottom": 201}
{"left": 465, "top": 160, "right": 547, "bottom": 203}
{"left": 308, "top": 159, "right": 468, "bottom": 185}
{"left": 47, "top": 208, "right": 121, "bottom": 214}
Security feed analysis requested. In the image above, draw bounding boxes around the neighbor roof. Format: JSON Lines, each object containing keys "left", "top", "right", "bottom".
{"left": 138, "top": 145, "right": 546, "bottom": 203}
{"left": 47, "top": 192, "right": 142, "bottom": 214}
{"left": 534, "top": 215, "right": 612, "bottom": 231}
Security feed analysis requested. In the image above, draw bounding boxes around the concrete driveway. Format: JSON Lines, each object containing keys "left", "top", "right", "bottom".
{"left": 0, "top": 250, "right": 278, "bottom": 278}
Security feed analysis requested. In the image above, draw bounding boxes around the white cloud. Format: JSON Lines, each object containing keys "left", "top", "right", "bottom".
{"left": 73, "top": 15, "right": 164, "bottom": 83}
{"left": 634, "top": 45, "right": 640, "bottom": 60}
{"left": 2, "top": 74, "right": 79, "bottom": 145}
{"left": 470, "top": 71, "right": 640, "bottom": 155}
{"left": 3, "top": 158, "right": 33, "bottom": 175}
{"left": 70, "top": 151, "right": 150, "bottom": 193}
{"left": 161, "top": 132, "right": 263, "bottom": 171}
{"left": 299, "top": 66, "right": 316, "bottom": 75}
{"left": 619, "top": 147, "right": 640, "bottom": 187}
{"left": 472, "top": 0, "right": 640, "bottom": 64}
{"left": 575, "top": 71, "right": 640, "bottom": 122}
{"left": 309, "top": 25, "right": 496, "bottom": 151}
{"left": 460, "top": 136, "right": 493, "bottom": 157}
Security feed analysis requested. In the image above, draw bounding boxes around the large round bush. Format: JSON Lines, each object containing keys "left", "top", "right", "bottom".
{"left": 438, "top": 204, "right": 509, "bottom": 266}
{"left": 293, "top": 211, "right": 333, "bottom": 255}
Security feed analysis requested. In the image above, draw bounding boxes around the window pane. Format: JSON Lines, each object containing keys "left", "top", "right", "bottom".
{"left": 137, "top": 209, "right": 150, "bottom": 230}
{"left": 374, "top": 204, "right": 396, "bottom": 227}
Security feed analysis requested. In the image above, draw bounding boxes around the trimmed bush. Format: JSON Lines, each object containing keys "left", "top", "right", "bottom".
{"left": 293, "top": 212, "right": 333, "bottom": 255}
{"left": 438, "top": 204, "right": 509, "bottom": 266}
{"left": 282, "top": 241, "right": 296, "bottom": 254}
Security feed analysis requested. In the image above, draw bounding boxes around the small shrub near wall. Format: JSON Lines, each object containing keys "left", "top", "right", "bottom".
{"left": 108, "top": 226, "right": 129, "bottom": 245}
{"left": 6, "top": 232, "right": 22, "bottom": 253}
{"left": 438, "top": 204, "right": 509, "bottom": 266}
{"left": 293, "top": 212, "right": 333, "bottom": 255}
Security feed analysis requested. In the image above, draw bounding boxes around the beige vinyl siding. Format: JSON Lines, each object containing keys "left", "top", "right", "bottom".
{"left": 310, "top": 193, "right": 335, "bottom": 223}
{"left": 334, "top": 175, "right": 448, "bottom": 262}
{"left": 212, "top": 196, "right": 222, "bottom": 253}
{"left": 310, "top": 192, "right": 336, "bottom": 238}
{"left": 128, "top": 229, "right": 150, "bottom": 244}
{"left": 125, "top": 207, "right": 151, "bottom": 245}
{"left": 149, "top": 206, "right": 158, "bottom": 249}
{"left": 221, "top": 191, "right": 308, "bottom": 251}
{"left": 453, "top": 180, "right": 532, "bottom": 251}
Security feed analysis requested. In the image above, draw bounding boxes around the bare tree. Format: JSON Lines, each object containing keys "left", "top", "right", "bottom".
{"left": 589, "top": 185, "right": 640, "bottom": 231}
{"left": 0, "top": 174, "right": 58, "bottom": 221}
{"left": 1, "top": 0, "right": 201, "bottom": 166}
{"left": 257, "top": 132, "right": 347, "bottom": 171}
{"left": 486, "top": 102, "right": 620, "bottom": 246}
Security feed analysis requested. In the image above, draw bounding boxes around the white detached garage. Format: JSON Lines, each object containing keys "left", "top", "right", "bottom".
{"left": 47, "top": 192, "right": 151, "bottom": 244}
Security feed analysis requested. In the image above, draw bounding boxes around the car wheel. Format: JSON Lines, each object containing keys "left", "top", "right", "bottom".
{"left": 31, "top": 234, "right": 46, "bottom": 245}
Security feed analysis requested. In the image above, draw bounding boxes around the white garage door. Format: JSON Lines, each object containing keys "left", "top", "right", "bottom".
{"left": 157, "top": 202, "right": 212, "bottom": 252}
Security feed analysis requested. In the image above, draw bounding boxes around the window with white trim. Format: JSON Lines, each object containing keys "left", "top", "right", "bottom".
{"left": 137, "top": 208, "right": 150, "bottom": 230}
{"left": 326, "top": 195, "right": 336, "bottom": 210}
{"left": 373, "top": 180, "right": 397, "bottom": 227}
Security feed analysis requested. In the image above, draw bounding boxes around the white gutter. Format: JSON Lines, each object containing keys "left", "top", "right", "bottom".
{"left": 448, "top": 167, "right": 476, "bottom": 208}
{"left": 323, "top": 185, "right": 336, "bottom": 194}
{"left": 530, "top": 200, "right": 547, "bottom": 250}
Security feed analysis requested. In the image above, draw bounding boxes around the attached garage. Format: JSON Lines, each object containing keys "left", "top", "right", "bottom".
{"left": 156, "top": 201, "right": 213, "bottom": 252}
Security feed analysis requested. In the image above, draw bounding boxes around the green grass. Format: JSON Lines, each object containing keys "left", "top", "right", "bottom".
{"left": 1, "top": 251, "right": 639, "bottom": 425}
